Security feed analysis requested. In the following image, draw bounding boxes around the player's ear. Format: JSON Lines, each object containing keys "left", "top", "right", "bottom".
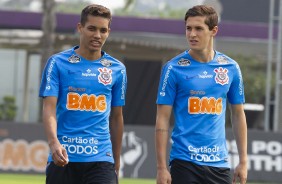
{"left": 77, "top": 23, "right": 82, "bottom": 33}
{"left": 212, "top": 26, "right": 218, "bottom": 36}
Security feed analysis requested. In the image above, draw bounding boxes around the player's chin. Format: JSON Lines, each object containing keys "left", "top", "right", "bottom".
{"left": 89, "top": 46, "right": 101, "bottom": 52}
{"left": 188, "top": 43, "right": 197, "bottom": 48}
{"left": 189, "top": 46, "right": 202, "bottom": 51}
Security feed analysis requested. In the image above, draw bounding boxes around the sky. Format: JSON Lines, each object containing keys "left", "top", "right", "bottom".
{"left": 90, "top": 0, "right": 125, "bottom": 11}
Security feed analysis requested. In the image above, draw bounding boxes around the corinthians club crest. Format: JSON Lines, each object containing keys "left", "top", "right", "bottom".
{"left": 98, "top": 67, "right": 112, "bottom": 85}
{"left": 214, "top": 67, "right": 229, "bottom": 85}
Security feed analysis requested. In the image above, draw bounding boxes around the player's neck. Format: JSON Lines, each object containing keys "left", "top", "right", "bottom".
{"left": 75, "top": 47, "right": 102, "bottom": 61}
{"left": 188, "top": 49, "right": 215, "bottom": 63}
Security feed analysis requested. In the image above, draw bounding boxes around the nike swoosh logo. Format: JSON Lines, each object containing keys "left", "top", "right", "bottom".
{"left": 185, "top": 76, "right": 197, "bottom": 80}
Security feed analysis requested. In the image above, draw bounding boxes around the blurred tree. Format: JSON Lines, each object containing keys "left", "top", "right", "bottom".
{"left": 225, "top": 54, "right": 272, "bottom": 128}
{"left": 40, "top": 0, "right": 56, "bottom": 74}
{"left": 230, "top": 54, "right": 270, "bottom": 104}
{"left": 38, "top": 0, "right": 56, "bottom": 122}
{"left": 115, "top": 0, "right": 210, "bottom": 19}
{"left": 0, "top": 96, "right": 17, "bottom": 121}
{"left": 123, "top": 0, "right": 134, "bottom": 11}
{"left": 55, "top": 1, "right": 90, "bottom": 14}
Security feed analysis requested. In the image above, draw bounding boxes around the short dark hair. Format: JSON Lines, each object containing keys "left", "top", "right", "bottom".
{"left": 184, "top": 5, "right": 218, "bottom": 30}
{"left": 80, "top": 4, "right": 112, "bottom": 26}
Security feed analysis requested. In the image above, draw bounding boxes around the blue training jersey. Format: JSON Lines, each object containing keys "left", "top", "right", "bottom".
{"left": 156, "top": 50, "right": 245, "bottom": 168}
{"left": 39, "top": 46, "right": 127, "bottom": 163}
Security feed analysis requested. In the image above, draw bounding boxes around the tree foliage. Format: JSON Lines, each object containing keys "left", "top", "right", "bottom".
{"left": 229, "top": 54, "right": 272, "bottom": 104}
{"left": 0, "top": 96, "right": 17, "bottom": 121}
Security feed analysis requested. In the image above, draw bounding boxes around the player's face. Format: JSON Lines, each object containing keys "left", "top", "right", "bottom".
{"left": 78, "top": 15, "right": 110, "bottom": 53}
{"left": 185, "top": 16, "right": 217, "bottom": 52}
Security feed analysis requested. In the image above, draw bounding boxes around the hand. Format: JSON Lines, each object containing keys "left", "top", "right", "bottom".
{"left": 115, "top": 164, "right": 120, "bottom": 178}
{"left": 115, "top": 169, "right": 120, "bottom": 180}
{"left": 232, "top": 162, "right": 247, "bottom": 184}
{"left": 49, "top": 140, "right": 69, "bottom": 167}
{"left": 157, "top": 168, "right": 171, "bottom": 184}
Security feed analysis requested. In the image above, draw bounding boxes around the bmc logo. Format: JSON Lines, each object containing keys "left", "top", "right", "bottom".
{"left": 66, "top": 92, "right": 107, "bottom": 112}
{"left": 188, "top": 97, "right": 222, "bottom": 115}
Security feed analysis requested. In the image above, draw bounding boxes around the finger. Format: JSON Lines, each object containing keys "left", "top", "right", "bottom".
{"left": 53, "top": 158, "right": 63, "bottom": 167}
{"left": 53, "top": 151, "right": 67, "bottom": 165}
{"left": 56, "top": 149, "right": 67, "bottom": 162}
{"left": 62, "top": 148, "right": 69, "bottom": 163}
{"left": 58, "top": 154, "right": 67, "bottom": 164}
{"left": 232, "top": 176, "right": 237, "bottom": 184}
{"left": 240, "top": 177, "right": 247, "bottom": 184}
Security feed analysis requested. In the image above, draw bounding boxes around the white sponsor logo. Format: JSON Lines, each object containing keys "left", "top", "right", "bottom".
{"left": 121, "top": 70, "right": 126, "bottom": 99}
{"left": 188, "top": 145, "right": 220, "bottom": 162}
{"left": 82, "top": 69, "right": 96, "bottom": 77}
{"left": 236, "top": 64, "right": 244, "bottom": 95}
{"left": 46, "top": 59, "right": 55, "bottom": 90}
{"left": 198, "top": 71, "right": 213, "bottom": 79}
{"left": 160, "top": 65, "right": 173, "bottom": 96}
{"left": 61, "top": 136, "right": 99, "bottom": 155}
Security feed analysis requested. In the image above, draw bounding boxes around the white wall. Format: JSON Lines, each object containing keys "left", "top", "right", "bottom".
{"left": 0, "top": 49, "right": 41, "bottom": 123}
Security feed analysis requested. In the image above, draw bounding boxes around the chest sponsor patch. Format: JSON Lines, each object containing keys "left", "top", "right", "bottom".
{"left": 178, "top": 58, "right": 191, "bottom": 66}
{"left": 216, "top": 56, "right": 229, "bottom": 64}
{"left": 98, "top": 67, "right": 112, "bottom": 85}
{"left": 66, "top": 92, "right": 107, "bottom": 112}
{"left": 100, "top": 59, "right": 112, "bottom": 67}
{"left": 214, "top": 67, "right": 229, "bottom": 85}
{"left": 188, "top": 97, "right": 222, "bottom": 115}
{"left": 68, "top": 55, "right": 81, "bottom": 63}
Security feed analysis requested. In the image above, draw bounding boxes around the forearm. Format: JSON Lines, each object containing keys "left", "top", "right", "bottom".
{"left": 43, "top": 112, "right": 58, "bottom": 145}
{"left": 110, "top": 110, "right": 124, "bottom": 168}
{"left": 155, "top": 120, "right": 170, "bottom": 170}
{"left": 42, "top": 97, "right": 68, "bottom": 166}
{"left": 232, "top": 108, "right": 247, "bottom": 164}
{"left": 42, "top": 97, "right": 59, "bottom": 145}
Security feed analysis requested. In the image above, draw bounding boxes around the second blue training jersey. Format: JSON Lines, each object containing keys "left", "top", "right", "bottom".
{"left": 39, "top": 46, "right": 127, "bottom": 163}
{"left": 156, "top": 50, "right": 245, "bottom": 168}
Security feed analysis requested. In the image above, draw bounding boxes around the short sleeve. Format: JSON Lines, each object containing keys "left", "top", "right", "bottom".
{"left": 39, "top": 57, "right": 60, "bottom": 98}
{"left": 227, "top": 63, "right": 245, "bottom": 104}
{"left": 111, "top": 68, "right": 127, "bottom": 106}
{"left": 156, "top": 63, "right": 176, "bottom": 105}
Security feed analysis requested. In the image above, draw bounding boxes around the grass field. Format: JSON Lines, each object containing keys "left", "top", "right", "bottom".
{"left": 0, "top": 174, "right": 155, "bottom": 184}
{"left": 0, "top": 173, "right": 276, "bottom": 184}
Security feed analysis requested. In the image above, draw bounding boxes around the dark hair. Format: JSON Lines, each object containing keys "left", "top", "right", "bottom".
{"left": 80, "top": 4, "right": 112, "bottom": 26}
{"left": 184, "top": 5, "right": 218, "bottom": 30}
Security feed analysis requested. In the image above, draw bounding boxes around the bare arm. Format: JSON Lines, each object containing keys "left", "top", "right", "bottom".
{"left": 42, "top": 96, "right": 68, "bottom": 166}
{"left": 155, "top": 105, "right": 172, "bottom": 184}
{"left": 109, "top": 106, "right": 124, "bottom": 176}
{"left": 230, "top": 104, "right": 248, "bottom": 184}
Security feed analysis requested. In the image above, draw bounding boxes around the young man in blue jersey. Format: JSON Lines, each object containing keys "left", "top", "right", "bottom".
{"left": 155, "top": 5, "right": 247, "bottom": 184}
{"left": 39, "top": 4, "right": 127, "bottom": 184}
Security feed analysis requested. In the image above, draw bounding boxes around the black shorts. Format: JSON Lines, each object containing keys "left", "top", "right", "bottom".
{"left": 170, "top": 159, "right": 231, "bottom": 184}
{"left": 46, "top": 161, "right": 117, "bottom": 184}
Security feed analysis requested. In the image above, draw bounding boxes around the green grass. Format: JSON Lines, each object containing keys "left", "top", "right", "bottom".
{"left": 0, "top": 174, "right": 155, "bottom": 184}
{"left": 0, "top": 173, "right": 276, "bottom": 184}
{"left": 0, "top": 174, "right": 44, "bottom": 184}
